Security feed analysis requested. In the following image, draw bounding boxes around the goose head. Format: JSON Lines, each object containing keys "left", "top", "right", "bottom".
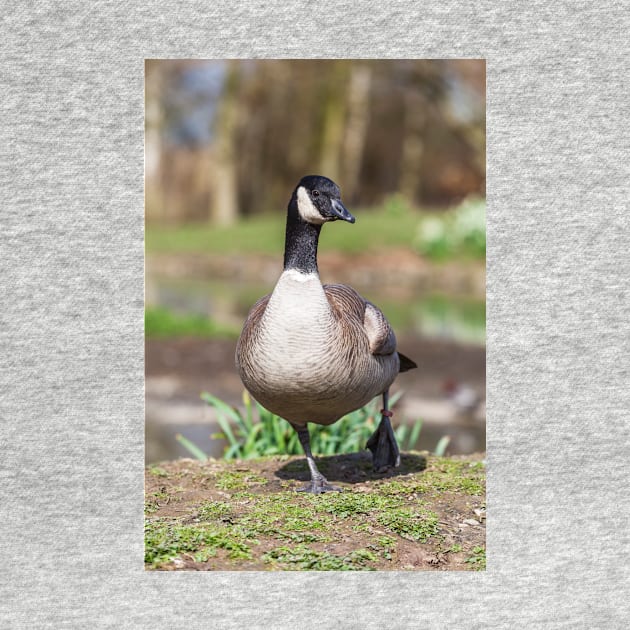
{"left": 291, "top": 175, "right": 355, "bottom": 225}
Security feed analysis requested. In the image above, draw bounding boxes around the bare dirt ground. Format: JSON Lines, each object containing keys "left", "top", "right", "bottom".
{"left": 145, "top": 452, "right": 486, "bottom": 571}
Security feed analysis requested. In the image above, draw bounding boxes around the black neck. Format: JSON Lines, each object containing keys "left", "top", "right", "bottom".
{"left": 283, "top": 200, "right": 322, "bottom": 274}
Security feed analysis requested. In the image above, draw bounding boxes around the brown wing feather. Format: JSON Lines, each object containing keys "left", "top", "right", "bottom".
{"left": 363, "top": 300, "right": 397, "bottom": 356}
{"left": 324, "top": 284, "right": 397, "bottom": 357}
{"left": 323, "top": 284, "right": 365, "bottom": 321}
{"left": 236, "top": 294, "right": 270, "bottom": 369}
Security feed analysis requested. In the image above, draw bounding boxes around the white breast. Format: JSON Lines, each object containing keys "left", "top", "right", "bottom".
{"left": 257, "top": 269, "right": 332, "bottom": 380}
{"left": 238, "top": 268, "right": 399, "bottom": 425}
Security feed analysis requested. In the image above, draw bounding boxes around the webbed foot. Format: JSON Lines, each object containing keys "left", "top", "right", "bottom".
{"left": 366, "top": 410, "right": 401, "bottom": 473}
{"left": 296, "top": 475, "right": 343, "bottom": 494}
{"left": 291, "top": 424, "right": 343, "bottom": 494}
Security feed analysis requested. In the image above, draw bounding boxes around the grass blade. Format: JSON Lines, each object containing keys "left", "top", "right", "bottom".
{"left": 241, "top": 390, "right": 254, "bottom": 432}
{"left": 175, "top": 433, "right": 208, "bottom": 461}
{"left": 214, "top": 413, "right": 240, "bottom": 453}
{"left": 407, "top": 419, "right": 423, "bottom": 451}
{"left": 434, "top": 435, "right": 451, "bottom": 457}
{"left": 201, "top": 392, "right": 242, "bottom": 425}
{"left": 395, "top": 424, "right": 408, "bottom": 449}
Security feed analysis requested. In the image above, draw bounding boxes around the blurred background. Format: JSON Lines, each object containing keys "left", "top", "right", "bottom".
{"left": 145, "top": 59, "right": 486, "bottom": 464}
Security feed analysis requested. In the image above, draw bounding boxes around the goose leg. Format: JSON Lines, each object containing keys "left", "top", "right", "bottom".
{"left": 366, "top": 389, "right": 401, "bottom": 472}
{"left": 291, "top": 424, "right": 342, "bottom": 494}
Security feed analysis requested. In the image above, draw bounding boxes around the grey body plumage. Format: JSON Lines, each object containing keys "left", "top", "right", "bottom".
{"left": 235, "top": 175, "right": 416, "bottom": 492}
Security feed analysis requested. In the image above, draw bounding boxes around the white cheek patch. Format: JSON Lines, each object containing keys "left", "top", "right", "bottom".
{"left": 297, "top": 186, "right": 326, "bottom": 224}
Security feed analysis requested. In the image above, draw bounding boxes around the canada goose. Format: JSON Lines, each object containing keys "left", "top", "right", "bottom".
{"left": 236, "top": 175, "right": 416, "bottom": 493}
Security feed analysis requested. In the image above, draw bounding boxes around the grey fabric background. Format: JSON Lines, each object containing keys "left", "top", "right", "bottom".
{"left": 2, "top": 1, "right": 629, "bottom": 628}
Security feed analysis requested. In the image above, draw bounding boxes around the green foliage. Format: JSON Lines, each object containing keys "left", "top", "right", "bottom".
{"left": 414, "top": 294, "right": 486, "bottom": 345}
{"left": 415, "top": 197, "right": 486, "bottom": 260}
{"left": 307, "top": 490, "right": 441, "bottom": 543}
{"left": 382, "top": 193, "right": 415, "bottom": 218}
{"left": 234, "top": 493, "right": 331, "bottom": 539}
{"left": 144, "top": 455, "right": 485, "bottom": 570}
{"left": 199, "top": 390, "right": 423, "bottom": 460}
{"left": 146, "top": 215, "right": 286, "bottom": 256}
{"left": 376, "top": 507, "right": 440, "bottom": 541}
{"left": 313, "top": 491, "right": 398, "bottom": 518}
{"left": 262, "top": 544, "right": 377, "bottom": 571}
{"left": 147, "top": 466, "right": 169, "bottom": 477}
{"left": 146, "top": 198, "right": 485, "bottom": 261}
{"left": 145, "top": 305, "right": 239, "bottom": 339}
{"left": 175, "top": 433, "right": 208, "bottom": 461}
{"left": 145, "top": 208, "right": 419, "bottom": 256}
{"left": 197, "top": 500, "right": 234, "bottom": 521}
{"left": 433, "top": 435, "right": 451, "bottom": 457}
{"left": 376, "top": 458, "right": 485, "bottom": 497}
{"left": 144, "top": 520, "right": 253, "bottom": 566}
{"left": 310, "top": 489, "right": 440, "bottom": 543}
{"left": 214, "top": 470, "right": 268, "bottom": 490}
{"left": 146, "top": 489, "right": 439, "bottom": 570}
{"left": 465, "top": 545, "right": 486, "bottom": 570}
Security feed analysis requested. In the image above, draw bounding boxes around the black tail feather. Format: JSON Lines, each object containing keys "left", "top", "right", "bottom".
{"left": 397, "top": 352, "right": 417, "bottom": 372}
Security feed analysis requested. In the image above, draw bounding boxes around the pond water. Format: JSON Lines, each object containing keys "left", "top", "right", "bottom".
{"left": 146, "top": 274, "right": 486, "bottom": 346}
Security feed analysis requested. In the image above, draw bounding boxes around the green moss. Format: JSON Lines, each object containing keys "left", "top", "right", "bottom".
{"left": 145, "top": 455, "right": 485, "bottom": 570}
{"left": 377, "top": 457, "right": 485, "bottom": 497}
{"left": 237, "top": 494, "right": 330, "bottom": 540}
{"left": 144, "top": 520, "right": 253, "bottom": 567}
{"left": 262, "top": 544, "right": 378, "bottom": 571}
{"left": 193, "top": 492, "right": 334, "bottom": 545}
{"left": 420, "top": 458, "right": 485, "bottom": 495}
{"left": 192, "top": 548, "right": 218, "bottom": 562}
{"left": 311, "top": 491, "right": 400, "bottom": 518}
{"left": 148, "top": 466, "right": 169, "bottom": 477}
{"left": 214, "top": 470, "right": 269, "bottom": 490}
{"left": 147, "top": 489, "right": 169, "bottom": 501}
{"left": 197, "top": 501, "right": 233, "bottom": 521}
{"left": 377, "top": 507, "right": 440, "bottom": 542}
{"left": 275, "top": 531, "right": 330, "bottom": 544}
{"left": 465, "top": 546, "right": 486, "bottom": 570}
{"left": 306, "top": 489, "right": 440, "bottom": 543}
{"left": 231, "top": 490, "right": 256, "bottom": 500}
{"left": 144, "top": 489, "right": 170, "bottom": 515}
{"left": 370, "top": 535, "right": 397, "bottom": 560}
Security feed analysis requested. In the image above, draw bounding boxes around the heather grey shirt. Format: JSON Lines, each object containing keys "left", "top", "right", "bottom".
{"left": 2, "top": 2, "right": 629, "bottom": 628}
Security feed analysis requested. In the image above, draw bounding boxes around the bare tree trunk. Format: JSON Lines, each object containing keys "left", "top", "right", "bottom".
{"left": 144, "top": 60, "right": 166, "bottom": 223}
{"left": 319, "top": 61, "right": 348, "bottom": 182}
{"left": 211, "top": 61, "right": 240, "bottom": 226}
{"left": 399, "top": 91, "right": 425, "bottom": 203}
{"left": 342, "top": 64, "right": 372, "bottom": 202}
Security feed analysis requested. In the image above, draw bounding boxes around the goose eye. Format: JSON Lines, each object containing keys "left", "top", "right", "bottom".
{"left": 312, "top": 190, "right": 319, "bottom": 197}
